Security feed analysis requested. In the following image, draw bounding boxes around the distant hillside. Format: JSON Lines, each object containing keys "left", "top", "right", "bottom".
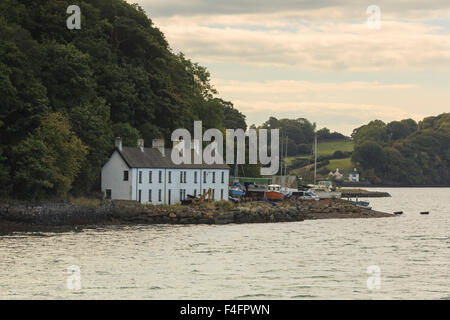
{"left": 351, "top": 113, "right": 450, "bottom": 185}
{"left": 288, "top": 140, "right": 354, "bottom": 180}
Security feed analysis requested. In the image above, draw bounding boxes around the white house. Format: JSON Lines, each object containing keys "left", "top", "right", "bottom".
{"left": 101, "top": 138, "right": 230, "bottom": 204}
{"left": 328, "top": 168, "right": 343, "bottom": 180}
{"left": 347, "top": 168, "right": 360, "bottom": 182}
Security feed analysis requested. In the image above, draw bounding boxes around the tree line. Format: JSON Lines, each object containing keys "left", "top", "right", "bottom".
{"left": 351, "top": 114, "right": 450, "bottom": 185}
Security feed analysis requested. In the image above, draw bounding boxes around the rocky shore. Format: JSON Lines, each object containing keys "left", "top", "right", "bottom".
{"left": 0, "top": 198, "right": 394, "bottom": 233}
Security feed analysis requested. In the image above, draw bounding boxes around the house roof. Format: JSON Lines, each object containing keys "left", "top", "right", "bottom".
{"left": 117, "top": 147, "right": 230, "bottom": 170}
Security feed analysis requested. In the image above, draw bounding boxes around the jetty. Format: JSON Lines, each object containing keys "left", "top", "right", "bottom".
{"left": 339, "top": 188, "right": 391, "bottom": 198}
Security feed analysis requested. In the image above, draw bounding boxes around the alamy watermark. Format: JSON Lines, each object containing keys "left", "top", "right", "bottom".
{"left": 171, "top": 121, "right": 279, "bottom": 176}
{"left": 67, "top": 5, "right": 81, "bottom": 30}
{"left": 366, "top": 265, "right": 381, "bottom": 290}
{"left": 66, "top": 265, "right": 82, "bottom": 290}
{"left": 366, "top": 5, "right": 381, "bottom": 30}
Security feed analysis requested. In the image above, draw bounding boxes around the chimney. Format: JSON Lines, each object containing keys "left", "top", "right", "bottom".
{"left": 152, "top": 138, "right": 165, "bottom": 156}
{"left": 115, "top": 137, "right": 122, "bottom": 152}
{"left": 137, "top": 139, "right": 144, "bottom": 152}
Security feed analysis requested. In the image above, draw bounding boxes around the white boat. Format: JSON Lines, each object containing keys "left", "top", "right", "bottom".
{"left": 307, "top": 186, "right": 341, "bottom": 199}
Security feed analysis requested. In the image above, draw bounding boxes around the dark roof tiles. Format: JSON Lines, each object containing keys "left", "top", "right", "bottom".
{"left": 118, "top": 147, "right": 230, "bottom": 169}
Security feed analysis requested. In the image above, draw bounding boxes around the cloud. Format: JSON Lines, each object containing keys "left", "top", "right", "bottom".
{"left": 136, "top": 0, "right": 450, "bottom": 20}
{"left": 234, "top": 99, "right": 426, "bottom": 134}
{"left": 128, "top": 0, "right": 450, "bottom": 133}
{"left": 155, "top": 16, "right": 450, "bottom": 71}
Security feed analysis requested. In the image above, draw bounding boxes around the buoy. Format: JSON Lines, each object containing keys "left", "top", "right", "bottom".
{"left": 394, "top": 211, "right": 403, "bottom": 215}
{"left": 420, "top": 211, "right": 429, "bottom": 215}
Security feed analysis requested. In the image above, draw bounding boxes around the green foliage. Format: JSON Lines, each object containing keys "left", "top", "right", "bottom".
{"left": 352, "top": 113, "right": 450, "bottom": 185}
{"left": 12, "top": 113, "right": 87, "bottom": 199}
{"left": 112, "top": 123, "right": 141, "bottom": 147}
{"left": 0, "top": 0, "right": 247, "bottom": 199}
{"left": 317, "top": 127, "right": 347, "bottom": 141}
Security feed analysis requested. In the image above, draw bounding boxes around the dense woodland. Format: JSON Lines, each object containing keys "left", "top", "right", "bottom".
{"left": 259, "top": 116, "right": 348, "bottom": 157}
{"left": 0, "top": 1, "right": 448, "bottom": 201}
{"left": 0, "top": 0, "right": 247, "bottom": 199}
{"left": 351, "top": 114, "right": 450, "bottom": 185}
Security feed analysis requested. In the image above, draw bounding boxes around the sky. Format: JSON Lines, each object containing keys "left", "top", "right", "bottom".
{"left": 127, "top": 0, "right": 450, "bottom": 135}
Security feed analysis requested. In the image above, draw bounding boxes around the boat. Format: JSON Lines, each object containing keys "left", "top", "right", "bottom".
{"left": 420, "top": 211, "right": 429, "bottom": 215}
{"left": 230, "top": 181, "right": 245, "bottom": 197}
{"left": 246, "top": 183, "right": 267, "bottom": 199}
{"left": 229, "top": 148, "right": 246, "bottom": 199}
{"left": 303, "top": 190, "right": 320, "bottom": 200}
{"left": 305, "top": 135, "right": 341, "bottom": 200}
{"left": 307, "top": 186, "right": 341, "bottom": 199}
{"left": 266, "top": 184, "right": 284, "bottom": 201}
{"left": 349, "top": 200, "right": 370, "bottom": 207}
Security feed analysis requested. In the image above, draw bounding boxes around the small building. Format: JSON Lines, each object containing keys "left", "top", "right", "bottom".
{"left": 101, "top": 138, "right": 230, "bottom": 204}
{"left": 328, "top": 168, "right": 343, "bottom": 181}
{"left": 347, "top": 168, "right": 360, "bottom": 182}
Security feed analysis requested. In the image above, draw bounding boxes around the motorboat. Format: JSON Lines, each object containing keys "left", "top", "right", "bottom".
{"left": 266, "top": 184, "right": 284, "bottom": 201}
{"left": 307, "top": 186, "right": 341, "bottom": 199}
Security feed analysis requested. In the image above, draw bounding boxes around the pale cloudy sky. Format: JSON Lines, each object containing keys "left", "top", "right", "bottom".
{"left": 127, "top": 0, "right": 450, "bottom": 134}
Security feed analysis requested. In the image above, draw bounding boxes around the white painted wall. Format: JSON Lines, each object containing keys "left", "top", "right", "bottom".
{"left": 132, "top": 168, "right": 229, "bottom": 204}
{"left": 101, "top": 151, "right": 230, "bottom": 204}
{"left": 101, "top": 151, "right": 132, "bottom": 200}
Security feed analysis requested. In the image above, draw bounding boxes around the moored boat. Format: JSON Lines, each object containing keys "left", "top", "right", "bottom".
{"left": 266, "top": 184, "right": 284, "bottom": 201}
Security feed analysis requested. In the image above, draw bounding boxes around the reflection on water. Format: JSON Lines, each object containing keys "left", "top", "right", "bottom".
{"left": 0, "top": 188, "right": 449, "bottom": 299}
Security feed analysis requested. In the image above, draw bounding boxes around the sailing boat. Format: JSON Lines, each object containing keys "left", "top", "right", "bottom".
{"left": 307, "top": 132, "right": 341, "bottom": 199}
{"left": 229, "top": 148, "right": 245, "bottom": 198}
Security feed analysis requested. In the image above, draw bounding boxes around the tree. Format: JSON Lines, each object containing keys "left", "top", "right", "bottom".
{"left": 12, "top": 113, "right": 87, "bottom": 199}
{"left": 352, "top": 141, "right": 386, "bottom": 176}
{"left": 112, "top": 122, "right": 141, "bottom": 147}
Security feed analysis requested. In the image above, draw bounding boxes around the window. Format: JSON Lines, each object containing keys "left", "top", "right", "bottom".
{"left": 221, "top": 189, "right": 224, "bottom": 200}
{"left": 221, "top": 171, "right": 224, "bottom": 183}
{"left": 158, "top": 189, "right": 162, "bottom": 201}
{"left": 138, "top": 171, "right": 142, "bottom": 184}
{"left": 194, "top": 189, "right": 197, "bottom": 197}
{"left": 194, "top": 171, "right": 198, "bottom": 184}
{"left": 159, "top": 171, "right": 162, "bottom": 183}
{"left": 180, "top": 171, "right": 183, "bottom": 183}
{"left": 203, "top": 171, "right": 207, "bottom": 183}
{"left": 149, "top": 171, "right": 152, "bottom": 183}
{"left": 212, "top": 189, "right": 215, "bottom": 200}
{"left": 123, "top": 171, "right": 129, "bottom": 181}
{"left": 179, "top": 189, "right": 183, "bottom": 201}
{"left": 168, "top": 189, "right": 171, "bottom": 205}
{"left": 148, "top": 189, "right": 152, "bottom": 202}
{"left": 212, "top": 172, "right": 216, "bottom": 183}
{"left": 138, "top": 190, "right": 142, "bottom": 203}
{"left": 183, "top": 171, "right": 187, "bottom": 183}
{"left": 168, "top": 171, "right": 172, "bottom": 183}
{"left": 105, "top": 189, "right": 112, "bottom": 199}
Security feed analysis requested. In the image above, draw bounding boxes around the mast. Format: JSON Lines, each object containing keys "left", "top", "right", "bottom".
{"left": 314, "top": 132, "right": 317, "bottom": 185}
{"left": 280, "top": 132, "right": 284, "bottom": 177}
{"left": 234, "top": 146, "right": 238, "bottom": 181}
{"left": 284, "top": 135, "right": 288, "bottom": 179}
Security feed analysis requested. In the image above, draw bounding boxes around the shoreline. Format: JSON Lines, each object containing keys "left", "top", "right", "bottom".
{"left": 0, "top": 199, "right": 394, "bottom": 234}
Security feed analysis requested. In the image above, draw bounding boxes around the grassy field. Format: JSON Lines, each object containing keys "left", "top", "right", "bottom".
{"left": 324, "top": 157, "right": 353, "bottom": 171}
{"left": 285, "top": 140, "right": 354, "bottom": 165}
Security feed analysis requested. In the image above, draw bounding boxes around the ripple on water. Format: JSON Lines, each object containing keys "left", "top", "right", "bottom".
{"left": 0, "top": 187, "right": 448, "bottom": 299}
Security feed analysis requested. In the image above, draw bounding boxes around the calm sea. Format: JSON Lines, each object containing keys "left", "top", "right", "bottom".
{"left": 0, "top": 188, "right": 449, "bottom": 299}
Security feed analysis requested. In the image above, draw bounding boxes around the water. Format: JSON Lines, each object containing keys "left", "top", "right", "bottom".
{"left": 0, "top": 188, "right": 449, "bottom": 299}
